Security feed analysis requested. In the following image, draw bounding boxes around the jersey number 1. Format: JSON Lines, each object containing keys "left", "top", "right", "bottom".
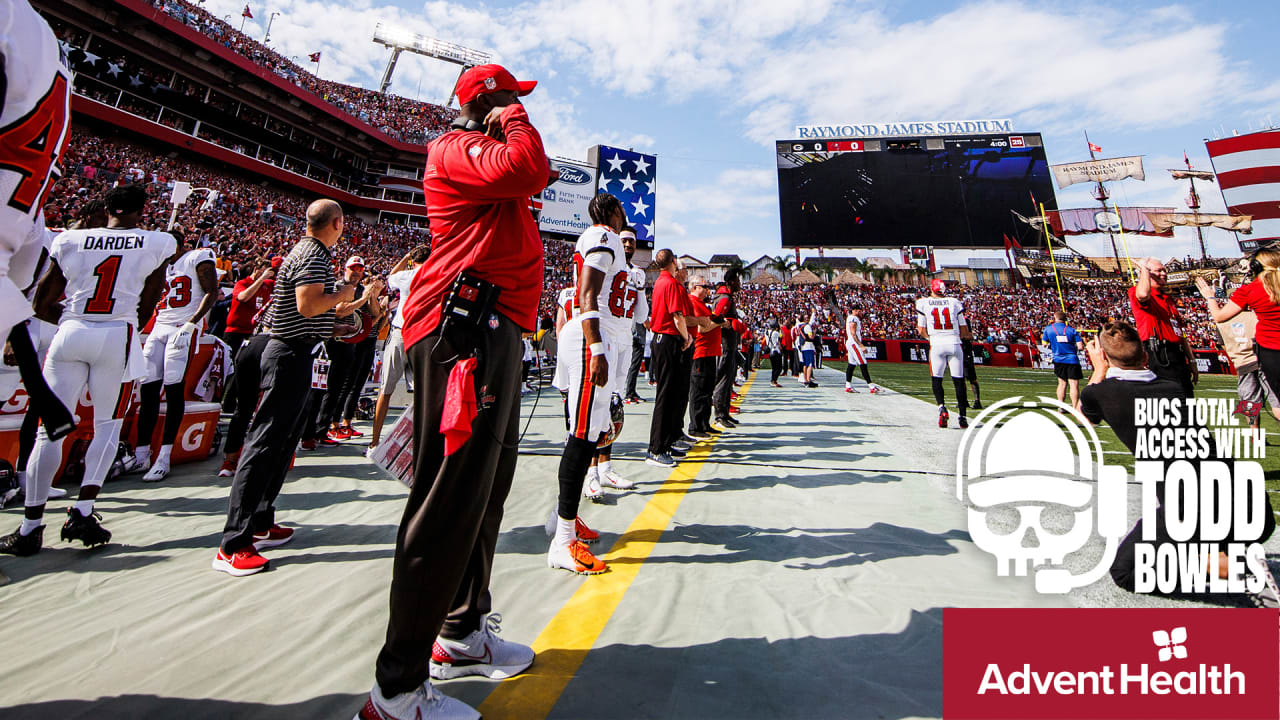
{"left": 931, "top": 307, "right": 953, "bottom": 330}
{"left": 85, "top": 255, "right": 122, "bottom": 315}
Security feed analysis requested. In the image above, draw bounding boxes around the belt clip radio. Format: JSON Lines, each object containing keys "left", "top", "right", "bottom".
{"left": 440, "top": 271, "right": 501, "bottom": 349}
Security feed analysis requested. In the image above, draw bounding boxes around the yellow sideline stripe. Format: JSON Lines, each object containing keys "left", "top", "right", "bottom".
{"left": 477, "top": 372, "right": 757, "bottom": 720}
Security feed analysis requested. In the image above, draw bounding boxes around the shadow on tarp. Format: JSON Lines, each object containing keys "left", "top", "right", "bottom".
{"left": 607, "top": 522, "right": 969, "bottom": 569}
{"left": 494, "top": 607, "right": 945, "bottom": 720}
{"left": 0, "top": 692, "right": 368, "bottom": 720}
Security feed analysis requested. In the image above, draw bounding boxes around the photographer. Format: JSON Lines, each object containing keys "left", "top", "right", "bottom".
{"left": 360, "top": 64, "right": 551, "bottom": 720}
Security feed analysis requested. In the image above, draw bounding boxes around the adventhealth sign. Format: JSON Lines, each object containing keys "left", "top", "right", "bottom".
{"left": 795, "top": 119, "right": 1014, "bottom": 138}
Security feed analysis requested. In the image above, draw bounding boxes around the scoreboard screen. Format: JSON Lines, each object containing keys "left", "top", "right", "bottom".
{"left": 776, "top": 133, "right": 1056, "bottom": 248}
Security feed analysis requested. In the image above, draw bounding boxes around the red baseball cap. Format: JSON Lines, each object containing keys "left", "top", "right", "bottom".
{"left": 454, "top": 64, "right": 537, "bottom": 106}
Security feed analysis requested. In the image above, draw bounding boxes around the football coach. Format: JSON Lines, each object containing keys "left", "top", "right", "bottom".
{"left": 359, "top": 64, "right": 555, "bottom": 720}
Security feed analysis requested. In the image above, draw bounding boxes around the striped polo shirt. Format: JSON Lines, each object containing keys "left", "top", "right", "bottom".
{"left": 270, "top": 237, "right": 336, "bottom": 342}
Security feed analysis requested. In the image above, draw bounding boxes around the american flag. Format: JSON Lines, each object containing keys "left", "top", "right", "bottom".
{"left": 1206, "top": 129, "right": 1280, "bottom": 242}
{"left": 595, "top": 146, "right": 656, "bottom": 248}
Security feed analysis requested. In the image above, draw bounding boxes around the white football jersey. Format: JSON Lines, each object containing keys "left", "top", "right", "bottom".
{"left": 51, "top": 228, "right": 176, "bottom": 325}
{"left": 557, "top": 286, "right": 575, "bottom": 321}
{"left": 571, "top": 225, "right": 630, "bottom": 338}
{"left": 626, "top": 263, "right": 649, "bottom": 325}
{"left": 915, "top": 296, "right": 967, "bottom": 343}
{"left": 154, "top": 247, "right": 216, "bottom": 326}
{"left": 0, "top": 2, "right": 71, "bottom": 259}
{"left": 845, "top": 314, "right": 863, "bottom": 345}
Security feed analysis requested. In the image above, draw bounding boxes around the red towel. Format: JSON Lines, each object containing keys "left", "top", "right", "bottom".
{"left": 441, "top": 357, "right": 478, "bottom": 456}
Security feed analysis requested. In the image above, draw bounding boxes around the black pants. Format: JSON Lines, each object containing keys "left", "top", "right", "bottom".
{"left": 221, "top": 331, "right": 252, "bottom": 414}
{"left": 713, "top": 331, "right": 738, "bottom": 421}
{"left": 625, "top": 325, "right": 645, "bottom": 398}
{"left": 337, "top": 340, "right": 375, "bottom": 422}
{"left": 648, "top": 333, "right": 685, "bottom": 455}
{"left": 1146, "top": 339, "right": 1195, "bottom": 398}
{"left": 375, "top": 316, "right": 522, "bottom": 697}
{"left": 688, "top": 356, "right": 717, "bottom": 432}
{"left": 770, "top": 350, "right": 783, "bottom": 384}
{"left": 224, "top": 334, "right": 270, "bottom": 455}
{"left": 221, "top": 337, "right": 316, "bottom": 553}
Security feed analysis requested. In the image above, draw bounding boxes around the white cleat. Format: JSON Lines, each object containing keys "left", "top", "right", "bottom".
{"left": 142, "top": 462, "right": 170, "bottom": 483}
{"left": 583, "top": 474, "right": 604, "bottom": 502}
{"left": 602, "top": 470, "right": 634, "bottom": 490}
{"left": 47, "top": 486, "right": 67, "bottom": 499}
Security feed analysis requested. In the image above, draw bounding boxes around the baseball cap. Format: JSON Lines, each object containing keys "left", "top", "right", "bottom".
{"left": 270, "top": 256, "right": 283, "bottom": 269}
{"left": 454, "top": 64, "right": 537, "bottom": 106}
{"left": 346, "top": 256, "right": 366, "bottom": 269}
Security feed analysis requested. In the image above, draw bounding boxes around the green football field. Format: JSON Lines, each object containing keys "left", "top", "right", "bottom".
{"left": 773, "top": 359, "right": 1280, "bottom": 501}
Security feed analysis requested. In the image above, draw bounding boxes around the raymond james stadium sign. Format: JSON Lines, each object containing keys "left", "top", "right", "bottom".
{"left": 795, "top": 119, "right": 1014, "bottom": 138}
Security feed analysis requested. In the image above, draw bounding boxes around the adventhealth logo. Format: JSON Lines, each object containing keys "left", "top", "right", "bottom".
{"left": 977, "top": 627, "right": 1247, "bottom": 697}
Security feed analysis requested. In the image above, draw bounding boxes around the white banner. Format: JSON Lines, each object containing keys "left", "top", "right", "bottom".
{"left": 1050, "top": 156, "right": 1145, "bottom": 189}
{"left": 539, "top": 160, "right": 597, "bottom": 235}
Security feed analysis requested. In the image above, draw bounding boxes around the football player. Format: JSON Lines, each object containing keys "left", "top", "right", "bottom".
{"left": 131, "top": 227, "right": 218, "bottom": 481}
{"left": 843, "top": 306, "right": 881, "bottom": 394}
{"left": 915, "top": 278, "right": 970, "bottom": 428}
{"left": 546, "top": 194, "right": 630, "bottom": 575}
{"left": 0, "top": 184, "right": 174, "bottom": 555}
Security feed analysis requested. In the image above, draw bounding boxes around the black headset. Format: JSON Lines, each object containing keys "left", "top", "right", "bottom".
{"left": 450, "top": 117, "right": 485, "bottom": 133}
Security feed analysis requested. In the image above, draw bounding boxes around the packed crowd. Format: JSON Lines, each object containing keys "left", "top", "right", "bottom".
{"left": 727, "top": 280, "right": 1220, "bottom": 348}
{"left": 144, "top": 0, "right": 456, "bottom": 144}
{"left": 47, "top": 133, "right": 429, "bottom": 279}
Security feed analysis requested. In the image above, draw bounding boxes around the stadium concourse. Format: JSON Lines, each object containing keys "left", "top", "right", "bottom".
{"left": 4, "top": 363, "right": 1274, "bottom": 720}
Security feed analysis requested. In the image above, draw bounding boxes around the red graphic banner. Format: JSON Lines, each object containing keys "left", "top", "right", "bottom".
{"left": 944, "top": 608, "right": 1278, "bottom": 719}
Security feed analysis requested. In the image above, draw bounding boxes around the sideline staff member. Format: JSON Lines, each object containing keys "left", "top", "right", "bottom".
{"left": 360, "top": 64, "right": 551, "bottom": 720}
{"left": 215, "top": 199, "right": 354, "bottom": 576}
{"left": 1042, "top": 311, "right": 1084, "bottom": 408}
{"left": 1130, "top": 257, "right": 1198, "bottom": 396}
{"left": 646, "top": 249, "right": 692, "bottom": 468}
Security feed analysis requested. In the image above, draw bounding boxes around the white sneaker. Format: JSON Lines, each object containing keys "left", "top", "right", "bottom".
{"left": 142, "top": 461, "right": 170, "bottom": 483}
{"left": 118, "top": 455, "right": 148, "bottom": 475}
{"left": 602, "top": 470, "right": 634, "bottom": 490}
{"left": 428, "top": 613, "right": 535, "bottom": 680}
{"left": 355, "top": 681, "right": 478, "bottom": 720}
{"left": 583, "top": 473, "right": 603, "bottom": 501}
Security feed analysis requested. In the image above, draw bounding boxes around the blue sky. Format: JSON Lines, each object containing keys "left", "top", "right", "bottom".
{"left": 209, "top": 0, "right": 1280, "bottom": 265}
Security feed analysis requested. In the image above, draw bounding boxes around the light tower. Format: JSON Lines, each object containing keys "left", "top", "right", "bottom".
{"left": 371, "top": 23, "right": 492, "bottom": 104}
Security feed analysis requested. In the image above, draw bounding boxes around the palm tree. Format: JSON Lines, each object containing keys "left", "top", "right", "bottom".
{"left": 726, "top": 256, "right": 747, "bottom": 282}
{"left": 766, "top": 254, "right": 796, "bottom": 281}
{"left": 871, "top": 266, "right": 890, "bottom": 284}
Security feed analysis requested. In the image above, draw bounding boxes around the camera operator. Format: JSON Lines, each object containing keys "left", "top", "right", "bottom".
{"left": 359, "top": 64, "right": 552, "bottom": 720}
{"left": 1130, "top": 257, "right": 1198, "bottom": 396}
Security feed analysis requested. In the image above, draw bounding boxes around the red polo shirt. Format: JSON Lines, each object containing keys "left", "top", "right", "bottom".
{"left": 650, "top": 270, "right": 686, "bottom": 336}
{"left": 1231, "top": 280, "right": 1280, "bottom": 350}
{"left": 690, "top": 293, "right": 721, "bottom": 358}
{"left": 226, "top": 277, "right": 272, "bottom": 334}
{"left": 1128, "top": 286, "right": 1183, "bottom": 343}
{"left": 400, "top": 104, "right": 551, "bottom": 350}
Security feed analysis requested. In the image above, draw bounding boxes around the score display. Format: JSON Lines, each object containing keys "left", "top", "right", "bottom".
{"left": 776, "top": 133, "right": 1056, "bottom": 248}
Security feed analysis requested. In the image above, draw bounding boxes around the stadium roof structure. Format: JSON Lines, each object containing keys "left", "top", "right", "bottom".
{"left": 1088, "top": 256, "right": 1140, "bottom": 274}
{"left": 749, "top": 271, "right": 782, "bottom": 285}
{"left": 834, "top": 269, "right": 871, "bottom": 285}
{"left": 707, "top": 254, "right": 744, "bottom": 265}
{"left": 787, "top": 269, "right": 823, "bottom": 285}
{"left": 866, "top": 256, "right": 912, "bottom": 270}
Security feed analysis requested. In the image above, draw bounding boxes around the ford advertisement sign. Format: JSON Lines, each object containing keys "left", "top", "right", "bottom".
{"left": 556, "top": 165, "right": 592, "bottom": 185}
{"left": 539, "top": 160, "right": 597, "bottom": 236}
